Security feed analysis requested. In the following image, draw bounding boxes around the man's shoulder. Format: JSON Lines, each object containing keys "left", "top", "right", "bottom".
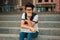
{"left": 32, "top": 12, "right": 38, "bottom": 17}
{"left": 22, "top": 13, "right": 25, "bottom": 15}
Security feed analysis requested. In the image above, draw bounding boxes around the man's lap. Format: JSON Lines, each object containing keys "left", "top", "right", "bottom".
{"left": 19, "top": 31, "right": 39, "bottom": 38}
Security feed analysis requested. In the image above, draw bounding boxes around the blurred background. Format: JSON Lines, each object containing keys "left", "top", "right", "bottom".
{"left": 0, "top": 0, "right": 60, "bottom": 13}
{"left": 0, "top": 0, "right": 60, "bottom": 40}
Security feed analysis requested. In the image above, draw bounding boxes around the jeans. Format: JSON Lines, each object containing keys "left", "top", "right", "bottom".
{"left": 19, "top": 31, "right": 39, "bottom": 40}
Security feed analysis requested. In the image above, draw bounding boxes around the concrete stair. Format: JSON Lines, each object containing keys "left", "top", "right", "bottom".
{"left": 0, "top": 13, "right": 60, "bottom": 40}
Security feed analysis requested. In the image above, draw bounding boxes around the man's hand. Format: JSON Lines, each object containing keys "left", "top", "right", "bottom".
{"left": 25, "top": 20, "right": 30, "bottom": 23}
{"left": 29, "top": 27, "right": 36, "bottom": 33}
{"left": 25, "top": 19, "right": 33, "bottom": 27}
{"left": 27, "top": 13, "right": 32, "bottom": 17}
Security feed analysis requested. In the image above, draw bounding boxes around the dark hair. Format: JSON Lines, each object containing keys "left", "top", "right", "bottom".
{"left": 25, "top": 2, "right": 34, "bottom": 10}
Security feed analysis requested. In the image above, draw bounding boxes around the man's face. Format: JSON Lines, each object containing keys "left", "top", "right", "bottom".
{"left": 25, "top": 7, "right": 33, "bottom": 17}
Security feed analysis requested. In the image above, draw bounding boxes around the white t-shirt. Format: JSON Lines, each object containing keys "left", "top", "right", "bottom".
{"left": 20, "top": 13, "right": 39, "bottom": 33}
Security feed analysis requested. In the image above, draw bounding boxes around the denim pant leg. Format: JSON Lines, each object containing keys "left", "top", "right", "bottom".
{"left": 19, "top": 32, "right": 27, "bottom": 40}
{"left": 32, "top": 31, "right": 39, "bottom": 38}
{"left": 27, "top": 33, "right": 33, "bottom": 40}
{"left": 27, "top": 31, "right": 39, "bottom": 40}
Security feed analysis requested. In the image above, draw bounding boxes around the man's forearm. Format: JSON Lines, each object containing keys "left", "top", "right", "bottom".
{"left": 27, "top": 20, "right": 33, "bottom": 27}
{"left": 21, "top": 25, "right": 30, "bottom": 29}
{"left": 21, "top": 25, "right": 36, "bottom": 33}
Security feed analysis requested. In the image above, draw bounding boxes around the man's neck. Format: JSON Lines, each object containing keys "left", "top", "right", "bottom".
{"left": 27, "top": 16, "right": 31, "bottom": 20}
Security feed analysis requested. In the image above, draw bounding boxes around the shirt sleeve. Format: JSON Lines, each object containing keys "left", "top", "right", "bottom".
{"left": 21, "top": 13, "right": 25, "bottom": 20}
{"left": 32, "top": 15, "right": 38, "bottom": 23}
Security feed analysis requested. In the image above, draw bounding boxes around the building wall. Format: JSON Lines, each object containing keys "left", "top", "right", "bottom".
{"left": 0, "top": 0, "right": 60, "bottom": 12}
{"left": 13, "top": 0, "right": 33, "bottom": 10}
{"left": 36, "top": 0, "right": 60, "bottom": 12}
{"left": 54, "top": 0, "right": 60, "bottom": 11}
{"left": 36, "top": 0, "right": 55, "bottom": 4}
{"left": 22, "top": 0, "right": 33, "bottom": 6}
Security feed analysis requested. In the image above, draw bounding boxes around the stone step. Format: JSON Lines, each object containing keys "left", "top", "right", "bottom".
{"left": 0, "top": 15, "right": 21, "bottom": 21}
{"left": 0, "top": 27, "right": 60, "bottom": 36}
{"left": 39, "top": 17, "right": 60, "bottom": 21}
{"left": 0, "top": 11, "right": 21, "bottom": 15}
{"left": 0, "top": 34, "right": 60, "bottom": 40}
{"left": 0, "top": 17, "right": 60, "bottom": 21}
{"left": 0, "top": 21, "right": 60, "bottom": 28}
{"left": 0, "top": 14, "right": 60, "bottom": 21}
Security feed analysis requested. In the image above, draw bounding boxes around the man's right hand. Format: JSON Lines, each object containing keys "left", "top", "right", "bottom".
{"left": 29, "top": 27, "right": 36, "bottom": 33}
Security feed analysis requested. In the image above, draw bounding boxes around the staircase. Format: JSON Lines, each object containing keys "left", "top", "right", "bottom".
{"left": 0, "top": 13, "right": 60, "bottom": 40}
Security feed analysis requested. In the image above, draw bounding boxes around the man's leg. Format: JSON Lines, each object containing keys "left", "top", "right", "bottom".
{"left": 27, "top": 31, "right": 39, "bottom": 40}
{"left": 27, "top": 33, "right": 33, "bottom": 40}
{"left": 19, "top": 32, "right": 27, "bottom": 40}
{"left": 33, "top": 31, "right": 39, "bottom": 38}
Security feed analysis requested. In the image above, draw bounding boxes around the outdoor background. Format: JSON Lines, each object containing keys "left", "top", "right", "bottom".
{"left": 0, "top": 0, "right": 60, "bottom": 40}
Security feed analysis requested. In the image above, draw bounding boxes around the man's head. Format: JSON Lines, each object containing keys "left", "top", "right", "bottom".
{"left": 25, "top": 2, "right": 34, "bottom": 17}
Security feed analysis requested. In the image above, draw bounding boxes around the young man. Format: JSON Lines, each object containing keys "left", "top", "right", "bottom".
{"left": 19, "top": 2, "right": 39, "bottom": 40}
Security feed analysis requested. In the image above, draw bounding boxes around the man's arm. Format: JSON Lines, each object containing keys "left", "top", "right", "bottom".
{"left": 21, "top": 20, "right": 30, "bottom": 29}
{"left": 20, "top": 13, "right": 33, "bottom": 29}
{"left": 20, "top": 20, "right": 36, "bottom": 33}
{"left": 25, "top": 20, "right": 36, "bottom": 27}
{"left": 26, "top": 15, "right": 38, "bottom": 27}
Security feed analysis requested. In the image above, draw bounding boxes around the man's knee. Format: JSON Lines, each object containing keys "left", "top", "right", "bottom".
{"left": 33, "top": 31, "right": 39, "bottom": 38}
{"left": 20, "top": 32, "right": 26, "bottom": 37}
